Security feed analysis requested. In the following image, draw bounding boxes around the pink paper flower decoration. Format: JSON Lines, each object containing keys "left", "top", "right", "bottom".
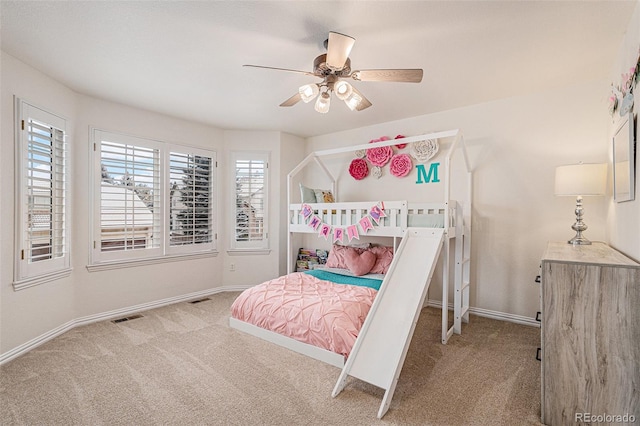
{"left": 369, "top": 136, "right": 390, "bottom": 144}
{"left": 390, "top": 154, "right": 413, "bottom": 178}
{"left": 394, "top": 134, "right": 407, "bottom": 149}
{"left": 366, "top": 144, "right": 393, "bottom": 166}
{"left": 349, "top": 158, "right": 369, "bottom": 180}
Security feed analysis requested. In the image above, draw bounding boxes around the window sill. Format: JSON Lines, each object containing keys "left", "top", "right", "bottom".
{"left": 226, "top": 249, "right": 272, "bottom": 256}
{"left": 87, "top": 250, "right": 218, "bottom": 272}
{"left": 13, "top": 267, "right": 73, "bottom": 291}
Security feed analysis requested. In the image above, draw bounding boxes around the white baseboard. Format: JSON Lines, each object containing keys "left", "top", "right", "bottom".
{"left": 0, "top": 287, "right": 537, "bottom": 365}
{"left": 426, "top": 299, "right": 541, "bottom": 328}
{"left": 0, "top": 286, "right": 245, "bottom": 365}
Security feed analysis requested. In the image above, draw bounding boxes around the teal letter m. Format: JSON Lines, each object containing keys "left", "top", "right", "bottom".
{"left": 416, "top": 162, "right": 440, "bottom": 184}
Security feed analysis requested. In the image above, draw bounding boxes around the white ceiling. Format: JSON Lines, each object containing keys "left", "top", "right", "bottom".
{"left": 1, "top": 1, "right": 636, "bottom": 138}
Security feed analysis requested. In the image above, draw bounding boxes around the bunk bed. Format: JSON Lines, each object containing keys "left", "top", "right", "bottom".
{"left": 229, "top": 129, "right": 472, "bottom": 417}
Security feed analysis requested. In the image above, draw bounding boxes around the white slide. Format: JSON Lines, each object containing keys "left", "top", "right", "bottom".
{"left": 332, "top": 227, "right": 445, "bottom": 418}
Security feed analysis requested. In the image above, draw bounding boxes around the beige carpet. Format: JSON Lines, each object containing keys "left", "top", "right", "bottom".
{"left": 0, "top": 292, "right": 543, "bottom": 425}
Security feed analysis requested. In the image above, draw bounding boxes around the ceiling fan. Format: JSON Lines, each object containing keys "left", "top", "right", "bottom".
{"left": 244, "top": 31, "right": 423, "bottom": 113}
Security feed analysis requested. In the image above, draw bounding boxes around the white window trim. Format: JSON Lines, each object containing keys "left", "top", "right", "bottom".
{"left": 86, "top": 250, "right": 218, "bottom": 272}
{"left": 89, "top": 128, "right": 218, "bottom": 269}
{"left": 226, "top": 248, "right": 272, "bottom": 256}
{"left": 228, "top": 151, "right": 269, "bottom": 252}
{"left": 13, "top": 268, "right": 73, "bottom": 291}
{"left": 13, "top": 98, "right": 71, "bottom": 290}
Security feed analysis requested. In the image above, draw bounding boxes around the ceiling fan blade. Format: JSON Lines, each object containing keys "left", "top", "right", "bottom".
{"left": 243, "top": 64, "right": 316, "bottom": 77}
{"left": 280, "top": 92, "right": 302, "bottom": 107}
{"left": 350, "top": 86, "right": 372, "bottom": 111}
{"left": 326, "top": 31, "right": 355, "bottom": 70}
{"left": 351, "top": 69, "right": 423, "bottom": 83}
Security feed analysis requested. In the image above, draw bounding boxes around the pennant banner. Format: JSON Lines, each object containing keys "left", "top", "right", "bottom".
{"left": 308, "top": 215, "right": 322, "bottom": 230}
{"left": 301, "top": 204, "right": 313, "bottom": 220}
{"left": 300, "top": 202, "right": 386, "bottom": 241}
{"left": 359, "top": 216, "right": 374, "bottom": 233}
{"left": 318, "top": 223, "right": 331, "bottom": 240}
{"left": 347, "top": 225, "right": 360, "bottom": 241}
{"left": 369, "top": 205, "right": 387, "bottom": 225}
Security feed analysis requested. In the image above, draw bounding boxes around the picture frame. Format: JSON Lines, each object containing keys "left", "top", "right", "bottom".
{"left": 612, "top": 112, "right": 636, "bottom": 202}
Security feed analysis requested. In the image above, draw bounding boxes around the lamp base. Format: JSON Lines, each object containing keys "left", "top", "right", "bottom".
{"left": 567, "top": 195, "right": 592, "bottom": 245}
{"left": 568, "top": 234, "right": 592, "bottom": 245}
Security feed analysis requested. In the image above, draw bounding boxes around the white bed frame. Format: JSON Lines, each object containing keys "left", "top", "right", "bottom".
{"left": 230, "top": 129, "right": 472, "bottom": 368}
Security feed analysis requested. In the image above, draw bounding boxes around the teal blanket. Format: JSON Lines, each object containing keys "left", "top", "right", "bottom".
{"left": 303, "top": 269, "right": 382, "bottom": 291}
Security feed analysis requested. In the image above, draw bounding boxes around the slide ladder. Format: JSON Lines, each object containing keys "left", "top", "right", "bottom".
{"left": 332, "top": 227, "right": 445, "bottom": 418}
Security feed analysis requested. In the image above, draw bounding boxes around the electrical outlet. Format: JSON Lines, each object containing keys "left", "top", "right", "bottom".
{"left": 230, "top": 263, "right": 235, "bottom": 272}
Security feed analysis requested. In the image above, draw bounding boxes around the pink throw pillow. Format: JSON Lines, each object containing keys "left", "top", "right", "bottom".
{"left": 326, "top": 244, "right": 364, "bottom": 269}
{"left": 344, "top": 248, "right": 376, "bottom": 276}
{"left": 369, "top": 246, "right": 394, "bottom": 274}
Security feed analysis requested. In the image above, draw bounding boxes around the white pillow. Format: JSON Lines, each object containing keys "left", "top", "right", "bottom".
{"left": 299, "top": 183, "right": 317, "bottom": 203}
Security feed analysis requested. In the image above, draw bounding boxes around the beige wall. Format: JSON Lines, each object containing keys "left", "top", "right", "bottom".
{"left": 3, "top": 1, "right": 637, "bottom": 357}
{"left": 222, "top": 130, "right": 282, "bottom": 287}
{"left": 607, "top": 0, "right": 640, "bottom": 262}
{"left": 1, "top": 52, "right": 78, "bottom": 355}
{"left": 279, "top": 133, "right": 306, "bottom": 275}
{"left": 72, "top": 95, "right": 225, "bottom": 319}
{"left": 1, "top": 52, "right": 297, "bottom": 358}
{"left": 304, "top": 80, "right": 611, "bottom": 319}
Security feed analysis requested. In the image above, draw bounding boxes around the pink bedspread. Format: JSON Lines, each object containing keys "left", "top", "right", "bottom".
{"left": 230, "top": 272, "right": 377, "bottom": 358}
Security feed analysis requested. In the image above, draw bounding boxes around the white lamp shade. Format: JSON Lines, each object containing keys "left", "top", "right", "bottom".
{"left": 334, "top": 81, "right": 353, "bottom": 100}
{"left": 555, "top": 163, "right": 607, "bottom": 196}
{"left": 299, "top": 84, "right": 319, "bottom": 103}
{"left": 314, "top": 92, "right": 331, "bottom": 113}
{"left": 344, "top": 91, "right": 363, "bottom": 111}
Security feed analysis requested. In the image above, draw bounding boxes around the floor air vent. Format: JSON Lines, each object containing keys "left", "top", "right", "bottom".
{"left": 188, "top": 297, "right": 211, "bottom": 304}
{"left": 111, "top": 314, "right": 144, "bottom": 324}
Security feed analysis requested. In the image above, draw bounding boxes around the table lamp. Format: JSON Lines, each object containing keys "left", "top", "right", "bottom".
{"left": 554, "top": 163, "right": 607, "bottom": 245}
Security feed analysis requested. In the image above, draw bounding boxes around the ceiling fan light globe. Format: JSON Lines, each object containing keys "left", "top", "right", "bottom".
{"left": 344, "top": 92, "right": 362, "bottom": 111}
{"left": 299, "top": 84, "right": 319, "bottom": 103}
{"left": 334, "top": 81, "right": 353, "bottom": 100}
{"left": 315, "top": 92, "right": 331, "bottom": 113}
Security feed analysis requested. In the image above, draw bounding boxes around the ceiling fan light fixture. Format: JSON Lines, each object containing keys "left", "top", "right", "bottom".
{"left": 299, "top": 83, "right": 319, "bottom": 103}
{"left": 245, "top": 31, "right": 423, "bottom": 112}
{"left": 315, "top": 91, "right": 331, "bottom": 113}
{"left": 334, "top": 80, "right": 353, "bottom": 100}
{"left": 344, "top": 91, "right": 363, "bottom": 111}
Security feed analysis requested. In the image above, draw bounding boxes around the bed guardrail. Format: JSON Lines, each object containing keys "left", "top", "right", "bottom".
{"left": 290, "top": 201, "right": 407, "bottom": 236}
{"left": 289, "top": 200, "right": 454, "bottom": 236}
{"left": 407, "top": 202, "right": 457, "bottom": 231}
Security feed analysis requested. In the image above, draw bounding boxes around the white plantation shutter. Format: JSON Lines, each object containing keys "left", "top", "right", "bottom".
{"left": 168, "top": 148, "right": 215, "bottom": 252}
{"left": 27, "top": 123, "right": 66, "bottom": 261}
{"left": 91, "top": 130, "right": 217, "bottom": 265}
{"left": 15, "top": 100, "right": 70, "bottom": 288}
{"left": 94, "top": 131, "right": 162, "bottom": 262}
{"left": 232, "top": 152, "right": 269, "bottom": 250}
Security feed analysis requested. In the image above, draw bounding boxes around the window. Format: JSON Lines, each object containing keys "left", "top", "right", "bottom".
{"left": 14, "top": 99, "right": 70, "bottom": 289}
{"left": 96, "top": 134, "right": 161, "bottom": 260}
{"left": 230, "top": 152, "right": 269, "bottom": 251}
{"left": 91, "top": 130, "right": 216, "bottom": 267}
{"left": 168, "top": 149, "right": 214, "bottom": 253}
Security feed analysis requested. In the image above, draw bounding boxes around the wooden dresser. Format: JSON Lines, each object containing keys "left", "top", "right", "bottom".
{"left": 540, "top": 242, "right": 640, "bottom": 425}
